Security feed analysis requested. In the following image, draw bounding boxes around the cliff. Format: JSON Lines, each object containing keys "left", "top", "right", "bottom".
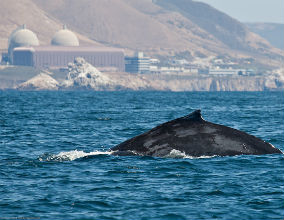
{"left": 3, "top": 58, "right": 282, "bottom": 91}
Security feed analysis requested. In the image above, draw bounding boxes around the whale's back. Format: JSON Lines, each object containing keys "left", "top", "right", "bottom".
{"left": 111, "top": 110, "right": 282, "bottom": 157}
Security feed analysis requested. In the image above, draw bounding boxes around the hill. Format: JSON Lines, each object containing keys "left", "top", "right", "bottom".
{"left": 245, "top": 23, "right": 284, "bottom": 50}
{"left": 32, "top": 0, "right": 283, "bottom": 69}
{"left": 0, "top": 0, "right": 103, "bottom": 50}
{"left": 0, "top": 0, "right": 283, "bottom": 69}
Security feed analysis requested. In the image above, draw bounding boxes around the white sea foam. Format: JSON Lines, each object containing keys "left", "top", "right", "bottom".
{"left": 56, "top": 150, "right": 113, "bottom": 161}
{"left": 166, "top": 149, "right": 188, "bottom": 158}
{"left": 39, "top": 150, "right": 113, "bottom": 162}
{"left": 165, "top": 149, "right": 217, "bottom": 159}
{"left": 39, "top": 149, "right": 217, "bottom": 161}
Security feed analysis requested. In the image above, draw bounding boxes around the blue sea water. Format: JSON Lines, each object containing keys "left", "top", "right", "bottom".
{"left": 0, "top": 91, "right": 283, "bottom": 220}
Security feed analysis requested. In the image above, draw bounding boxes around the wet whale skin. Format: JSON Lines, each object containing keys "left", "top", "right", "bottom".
{"left": 111, "top": 110, "right": 283, "bottom": 157}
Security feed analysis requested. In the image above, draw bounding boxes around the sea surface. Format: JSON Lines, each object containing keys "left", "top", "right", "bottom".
{"left": 0, "top": 91, "right": 283, "bottom": 220}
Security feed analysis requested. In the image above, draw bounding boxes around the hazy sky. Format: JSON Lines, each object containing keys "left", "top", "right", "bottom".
{"left": 195, "top": 0, "right": 284, "bottom": 23}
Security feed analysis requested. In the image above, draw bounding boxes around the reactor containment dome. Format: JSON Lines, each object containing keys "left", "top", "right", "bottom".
{"left": 8, "top": 24, "right": 39, "bottom": 61}
{"left": 7, "top": 24, "right": 125, "bottom": 71}
{"left": 51, "top": 25, "right": 79, "bottom": 46}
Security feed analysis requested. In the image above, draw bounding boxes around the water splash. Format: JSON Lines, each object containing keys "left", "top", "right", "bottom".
{"left": 38, "top": 149, "right": 216, "bottom": 161}
{"left": 166, "top": 149, "right": 188, "bottom": 158}
{"left": 166, "top": 149, "right": 217, "bottom": 159}
{"left": 39, "top": 150, "right": 112, "bottom": 162}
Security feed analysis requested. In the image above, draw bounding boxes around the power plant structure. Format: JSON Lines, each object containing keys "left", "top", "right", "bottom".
{"left": 125, "top": 52, "right": 150, "bottom": 74}
{"left": 4, "top": 25, "right": 125, "bottom": 72}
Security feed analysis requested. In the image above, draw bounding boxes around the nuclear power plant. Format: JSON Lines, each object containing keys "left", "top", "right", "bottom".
{"left": 4, "top": 25, "right": 125, "bottom": 72}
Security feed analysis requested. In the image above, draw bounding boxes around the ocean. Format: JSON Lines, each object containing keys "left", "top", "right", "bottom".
{"left": 0, "top": 91, "right": 283, "bottom": 220}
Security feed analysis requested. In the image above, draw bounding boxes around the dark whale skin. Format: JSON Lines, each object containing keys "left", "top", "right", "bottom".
{"left": 111, "top": 110, "right": 283, "bottom": 157}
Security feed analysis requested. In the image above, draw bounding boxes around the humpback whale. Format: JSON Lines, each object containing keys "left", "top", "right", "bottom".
{"left": 111, "top": 110, "right": 282, "bottom": 157}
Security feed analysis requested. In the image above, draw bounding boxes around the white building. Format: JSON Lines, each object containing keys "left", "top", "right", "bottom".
{"left": 209, "top": 68, "right": 247, "bottom": 75}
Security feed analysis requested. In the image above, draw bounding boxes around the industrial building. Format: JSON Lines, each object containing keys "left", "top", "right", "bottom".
{"left": 125, "top": 52, "right": 150, "bottom": 73}
{"left": 4, "top": 25, "right": 125, "bottom": 72}
{"left": 13, "top": 46, "right": 125, "bottom": 71}
{"left": 208, "top": 68, "right": 253, "bottom": 75}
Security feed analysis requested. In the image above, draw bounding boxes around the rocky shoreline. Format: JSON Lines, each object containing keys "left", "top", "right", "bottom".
{"left": 1, "top": 58, "right": 284, "bottom": 91}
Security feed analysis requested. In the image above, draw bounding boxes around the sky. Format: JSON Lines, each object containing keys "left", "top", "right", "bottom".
{"left": 195, "top": 0, "right": 284, "bottom": 23}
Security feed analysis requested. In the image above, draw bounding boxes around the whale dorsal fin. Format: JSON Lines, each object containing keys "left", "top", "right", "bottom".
{"left": 182, "top": 110, "right": 204, "bottom": 122}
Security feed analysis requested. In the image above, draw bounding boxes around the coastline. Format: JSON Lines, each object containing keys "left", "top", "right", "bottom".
{"left": 1, "top": 65, "right": 283, "bottom": 91}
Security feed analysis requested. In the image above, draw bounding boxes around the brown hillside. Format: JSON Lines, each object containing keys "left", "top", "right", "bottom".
{"left": 0, "top": 0, "right": 282, "bottom": 69}
{"left": 32, "top": 0, "right": 282, "bottom": 67}
{"left": 0, "top": 0, "right": 102, "bottom": 49}
{"left": 33, "top": 0, "right": 231, "bottom": 55}
{"left": 155, "top": 0, "right": 282, "bottom": 57}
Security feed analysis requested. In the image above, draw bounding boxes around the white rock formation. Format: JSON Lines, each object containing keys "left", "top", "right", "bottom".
{"left": 61, "top": 57, "right": 114, "bottom": 90}
{"left": 17, "top": 72, "right": 59, "bottom": 90}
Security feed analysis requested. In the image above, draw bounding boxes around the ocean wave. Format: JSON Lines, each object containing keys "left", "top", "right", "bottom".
{"left": 38, "top": 150, "right": 113, "bottom": 162}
